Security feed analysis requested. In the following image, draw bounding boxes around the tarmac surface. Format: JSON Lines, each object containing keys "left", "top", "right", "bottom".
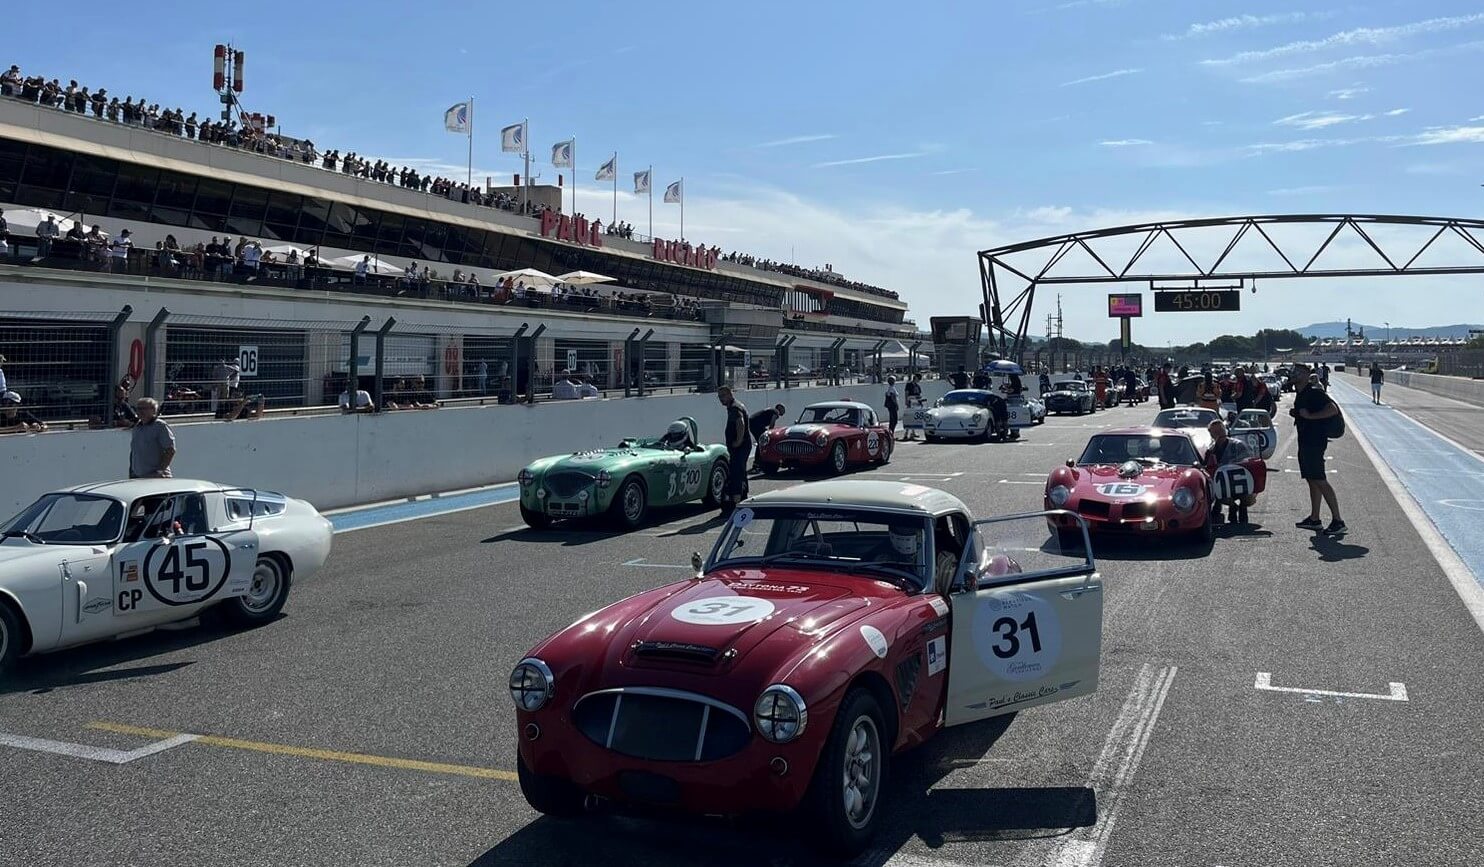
{"left": 3, "top": 391, "right": 1482, "bottom": 867}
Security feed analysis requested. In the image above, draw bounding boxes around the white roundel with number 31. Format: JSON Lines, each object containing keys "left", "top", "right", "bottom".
{"left": 1211, "top": 464, "right": 1254, "bottom": 503}
{"left": 970, "top": 590, "right": 1063, "bottom": 682}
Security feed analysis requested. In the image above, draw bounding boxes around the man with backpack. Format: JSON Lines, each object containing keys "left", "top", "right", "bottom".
{"left": 1289, "top": 363, "right": 1345, "bottom": 536}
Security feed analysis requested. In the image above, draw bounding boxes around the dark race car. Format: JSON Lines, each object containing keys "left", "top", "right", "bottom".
{"left": 1043, "top": 379, "right": 1095, "bottom": 415}
{"left": 755, "top": 401, "right": 893, "bottom": 476}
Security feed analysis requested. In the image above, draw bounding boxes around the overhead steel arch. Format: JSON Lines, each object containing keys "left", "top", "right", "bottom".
{"left": 977, "top": 214, "right": 1484, "bottom": 358}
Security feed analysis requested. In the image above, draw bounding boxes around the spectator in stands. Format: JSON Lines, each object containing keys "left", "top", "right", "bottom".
{"left": 0, "top": 65, "right": 19, "bottom": 97}
{"left": 577, "top": 376, "right": 600, "bottom": 399}
{"left": 64, "top": 221, "right": 83, "bottom": 246}
{"left": 0, "top": 353, "right": 7, "bottom": 395}
{"left": 83, "top": 225, "right": 107, "bottom": 266}
{"left": 35, "top": 215, "right": 58, "bottom": 257}
{"left": 215, "top": 385, "right": 266, "bottom": 421}
{"left": 128, "top": 398, "right": 175, "bottom": 478}
{"left": 242, "top": 239, "right": 262, "bottom": 275}
{"left": 209, "top": 357, "right": 240, "bottom": 415}
{"left": 339, "top": 385, "right": 375, "bottom": 414}
{"left": 551, "top": 370, "right": 581, "bottom": 400}
{"left": 107, "top": 228, "right": 132, "bottom": 273}
{"left": 0, "top": 391, "right": 47, "bottom": 434}
{"left": 285, "top": 248, "right": 301, "bottom": 282}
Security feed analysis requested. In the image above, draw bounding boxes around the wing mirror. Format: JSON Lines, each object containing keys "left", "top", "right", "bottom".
{"left": 1065, "top": 459, "right": 1075, "bottom": 468}
{"left": 691, "top": 551, "right": 704, "bottom": 577}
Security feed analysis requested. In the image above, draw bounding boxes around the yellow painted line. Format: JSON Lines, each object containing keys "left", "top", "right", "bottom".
{"left": 87, "top": 721, "right": 517, "bottom": 781}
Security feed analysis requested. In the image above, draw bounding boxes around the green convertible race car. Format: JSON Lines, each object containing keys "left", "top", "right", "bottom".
{"left": 517, "top": 417, "right": 731, "bottom": 529}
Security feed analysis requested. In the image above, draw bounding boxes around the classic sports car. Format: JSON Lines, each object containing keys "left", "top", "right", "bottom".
{"left": 1230, "top": 408, "right": 1278, "bottom": 460}
{"left": 923, "top": 389, "right": 1016, "bottom": 442}
{"left": 1152, "top": 406, "right": 1223, "bottom": 455}
{"left": 1026, "top": 396, "right": 1047, "bottom": 424}
{"left": 756, "top": 401, "right": 892, "bottom": 476}
{"left": 509, "top": 481, "right": 1103, "bottom": 854}
{"left": 1045, "top": 427, "right": 1258, "bottom": 542}
{"left": 518, "top": 417, "right": 729, "bottom": 530}
{"left": 1043, "top": 379, "right": 1096, "bottom": 415}
{"left": 0, "top": 479, "right": 332, "bottom": 675}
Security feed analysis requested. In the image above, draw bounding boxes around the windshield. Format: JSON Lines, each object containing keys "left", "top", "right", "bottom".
{"left": 1052, "top": 381, "right": 1086, "bottom": 392}
{"left": 2, "top": 493, "right": 126, "bottom": 545}
{"left": 798, "top": 406, "right": 861, "bottom": 426}
{"left": 1078, "top": 434, "right": 1201, "bottom": 467}
{"left": 711, "top": 506, "right": 929, "bottom": 588}
{"left": 941, "top": 390, "right": 990, "bottom": 407}
{"left": 1154, "top": 409, "right": 1219, "bottom": 429}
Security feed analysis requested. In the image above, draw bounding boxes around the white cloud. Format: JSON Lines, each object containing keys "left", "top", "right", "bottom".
{"left": 1238, "top": 41, "right": 1484, "bottom": 83}
{"left": 811, "top": 152, "right": 927, "bottom": 168}
{"left": 1266, "top": 185, "right": 1346, "bottom": 196}
{"left": 1165, "top": 12, "right": 1326, "bottom": 41}
{"left": 1273, "top": 109, "right": 1409, "bottom": 130}
{"left": 929, "top": 169, "right": 978, "bottom": 176}
{"left": 1383, "top": 108, "right": 1412, "bottom": 117}
{"left": 1328, "top": 85, "right": 1369, "bottom": 99}
{"left": 1099, "top": 138, "right": 1153, "bottom": 147}
{"left": 1060, "top": 68, "right": 1143, "bottom": 87}
{"left": 1202, "top": 13, "right": 1484, "bottom": 66}
{"left": 1411, "top": 125, "right": 1484, "bottom": 145}
{"left": 752, "top": 134, "right": 837, "bottom": 149}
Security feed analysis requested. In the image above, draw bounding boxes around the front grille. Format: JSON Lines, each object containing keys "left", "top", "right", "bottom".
{"left": 545, "top": 470, "right": 594, "bottom": 499}
{"left": 777, "top": 441, "right": 820, "bottom": 456}
{"left": 1078, "top": 500, "right": 1110, "bottom": 518}
{"left": 1121, "top": 501, "right": 1157, "bottom": 520}
{"left": 573, "top": 688, "right": 751, "bottom": 762}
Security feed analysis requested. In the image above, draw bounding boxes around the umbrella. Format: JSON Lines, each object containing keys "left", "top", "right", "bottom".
{"left": 262, "top": 244, "right": 314, "bottom": 260}
{"left": 555, "top": 270, "right": 616, "bottom": 286}
{"left": 982, "top": 359, "right": 1025, "bottom": 376}
{"left": 495, "top": 267, "right": 561, "bottom": 288}
{"left": 329, "top": 253, "right": 404, "bottom": 274}
{"left": 3, "top": 207, "right": 76, "bottom": 235}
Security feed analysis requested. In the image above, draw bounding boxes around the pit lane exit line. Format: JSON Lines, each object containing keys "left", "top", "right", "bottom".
{"left": 86, "top": 722, "right": 519, "bottom": 781}
{"left": 327, "top": 482, "right": 522, "bottom": 533}
{"left": 0, "top": 728, "right": 199, "bottom": 764}
{"left": 1253, "top": 672, "right": 1408, "bottom": 702}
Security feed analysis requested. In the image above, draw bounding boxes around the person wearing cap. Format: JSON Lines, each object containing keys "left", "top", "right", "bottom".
{"left": 0, "top": 392, "right": 47, "bottom": 434}
{"left": 107, "top": 228, "right": 132, "bottom": 273}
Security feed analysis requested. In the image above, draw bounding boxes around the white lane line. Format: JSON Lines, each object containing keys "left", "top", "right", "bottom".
{"left": 997, "top": 480, "right": 1044, "bottom": 486}
{"left": 0, "top": 730, "right": 199, "bottom": 764}
{"left": 1253, "top": 672, "right": 1408, "bottom": 702}
{"left": 1049, "top": 663, "right": 1178, "bottom": 867}
{"left": 1341, "top": 387, "right": 1484, "bottom": 635}
{"left": 620, "top": 558, "right": 692, "bottom": 570}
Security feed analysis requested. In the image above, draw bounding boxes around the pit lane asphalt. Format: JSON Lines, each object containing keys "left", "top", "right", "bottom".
{"left": 2, "top": 398, "right": 1482, "bottom": 867}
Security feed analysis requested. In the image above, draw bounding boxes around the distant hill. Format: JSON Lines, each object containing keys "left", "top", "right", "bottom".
{"left": 1297, "top": 321, "right": 1483, "bottom": 340}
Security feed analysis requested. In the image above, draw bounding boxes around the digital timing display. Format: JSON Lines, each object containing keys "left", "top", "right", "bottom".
{"left": 1153, "top": 290, "right": 1242, "bottom": 312}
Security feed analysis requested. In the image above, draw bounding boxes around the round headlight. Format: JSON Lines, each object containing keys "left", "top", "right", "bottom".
{"left": 813, "top": 430, "right": 829, "bottom": 445}
{"left": 1048, "top": 484, "right": 1071, "bottom": 507}
{"left": 754, "top": 684, "right": 808, "bottom": 744}
{"left": 509, "top": 658, "right": 554, "bottom": 712}
{"left": 595, "top": 470, "right": 611, "bottom": 488}
{"left": 1172, "top": 487, "right": 1197, "bottom": 513}
{"left": 758, "top": 431, "right": 771, "bottom": 446}
{"left": 518, "top": 469, "right": 535, "bottom": 487}
{"left": 971, "top": 412, "right": 984, "bottom": 424}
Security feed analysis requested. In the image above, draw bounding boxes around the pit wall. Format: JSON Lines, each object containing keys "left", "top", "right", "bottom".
{"left": 1344, "top": 370, "right": 1484, "bottom": 407}
{"left": 0, "top": 381, "right": 950, "bottom": 517}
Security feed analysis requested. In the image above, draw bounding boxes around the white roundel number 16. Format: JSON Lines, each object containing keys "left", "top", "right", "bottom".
{"left": 1211, "top": 465, "right": 1253, "bottom": 502}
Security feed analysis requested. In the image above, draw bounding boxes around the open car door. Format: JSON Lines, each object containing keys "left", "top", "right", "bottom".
{"left": 944, "top": 510, "right": 1103, "bottom": 726}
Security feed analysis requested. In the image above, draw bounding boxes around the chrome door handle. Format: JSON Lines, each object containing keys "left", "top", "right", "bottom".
{"left": 1060, "top": 585, "right": 1102, "bottom": 599}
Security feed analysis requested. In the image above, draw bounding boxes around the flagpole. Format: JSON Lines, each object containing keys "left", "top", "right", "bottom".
{"left": 571, "top": 137, "right": 577, "bottom": 217}
{"left": 521, "top": 118, "right": 530, "bottom": 216}
{"left": 680, "top": 177, "right": 685, "bottom": 242}
{"left": 611, "top": 152, "right": 617, "bottom": 227}
{"left": 465, "top": 97, "right": 473, "bottom": 188}
{"left": 647, "top": 165, "right": 653, "bottom": 241}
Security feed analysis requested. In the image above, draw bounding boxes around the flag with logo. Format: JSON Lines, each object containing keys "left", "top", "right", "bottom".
{"left": 663, "top": 180, "right": 683, "bottom": 203}
{"left": 633, "top": 170, "right": 650, "bottom": 194}
{"left": 444, "top": 102, "right": 470, "bottom": 134}
{"left": 595, "top": 154, "right": 617, "bottom": 181}
{"left": 552, "top": 140, "right": 574, "bottom": 168}
{"left": 500, "top": 122, "right": 525, "bottom": 153}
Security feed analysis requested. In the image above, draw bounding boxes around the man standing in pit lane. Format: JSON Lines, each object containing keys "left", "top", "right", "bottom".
{"left": 949, "top": 366, "right": 970, "bottom": 390}
{"left": 1290, "top": 363, "right": 1345, "bottom": 536}
{"left": 748, "top": 401, "right": 786, "bottom": 471}
{"left": 1369, "top": 361, "right": 1384, "bottom": 404}
{"left": 718, "top": 386, "right": 751, "bottom": 514}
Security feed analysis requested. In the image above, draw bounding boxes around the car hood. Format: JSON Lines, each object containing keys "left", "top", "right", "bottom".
{"left": 531, "top": 446, "right": 658, "bottom": 473}
{"left": 1069, "top": 463, "right": 1197, "bottom": 495}
{"left": 927, "top": 404, "right": 985, "bottom": 418}
{"left": 775, "top": 423, "right": 850, "bottom": 439}
{"left": 0, "top": 542, "right": 77, "bottom": 572}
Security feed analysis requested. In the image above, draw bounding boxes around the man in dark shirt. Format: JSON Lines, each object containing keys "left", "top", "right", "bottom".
{"left": 1290, "top": 363, "right": 1344, "bottom": 535}
{"left": 1369, "top": 362, "right": 1384, "bottom": 404}
{"left": 0, "top": 391, "right": 47, "bottom": 434}
{"left": 970, "top": 368, "right": 991, "bottom": 390}
{"left": 748, "top": 402, "right": 787, "bottom": 470}
{"left": 949, "top": 366, "right": 970, "bottom": 390}
{"left": 718, "top": 386, "right": 751, "bottom": 512}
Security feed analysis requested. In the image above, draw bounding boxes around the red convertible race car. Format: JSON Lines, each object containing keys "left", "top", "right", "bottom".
{"left": 755, "top": 400, "right": 893, "bottom": 476}
{"left": 1043, "top": 426, "right": 1267, "bottom": 543}
{"left": 509, "top": 481, "right": 1104, "bottom": 854}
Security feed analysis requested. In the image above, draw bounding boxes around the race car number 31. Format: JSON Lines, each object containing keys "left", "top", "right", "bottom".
{"left": 971, "top": 589, "right": 1063, "bottom": 682}
{"left": 671, "top": 596, "right": 775, "bottom": 625}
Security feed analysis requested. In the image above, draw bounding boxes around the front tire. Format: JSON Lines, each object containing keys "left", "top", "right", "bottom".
{"left": 702, "top": 460, "right": 728, "bottom": 508}
{"left": 221, "top": 556, "right": 291, "bottom": 627}
{"left": 517, "top": 753, "right": 585, "bottom": 817}
{"left": 806, "top": 689, "right": 888, "bottom": 856}
{"left": 608, "top": 476, "right": 648, "bottom": 529}
{"left": 520, "top": 504, "right": 553, "bottom": 530}
{"left": 0, "top": 602, "right": 24, "bottom": 677}
{"left": 828, "top": 441, "right": 848, "bottom": 475}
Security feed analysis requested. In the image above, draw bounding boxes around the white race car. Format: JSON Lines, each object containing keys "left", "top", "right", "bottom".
{"left": 1025, "top": 397, "right": 1047, "bottom": 425}
{"left": 0, "top": 479, "right": 332, "bottom": 676}
{"left": 924, "top": 389, "right": 1015, "bottom": 442}
{"left": 1230, "top": 409, "right": 1278, "bottom": 460}
{"left": 1152, "top": 407, "right": 1223, "bottom": 455}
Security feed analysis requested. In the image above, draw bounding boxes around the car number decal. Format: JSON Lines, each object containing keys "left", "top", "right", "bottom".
{"left": 665, "top": 465, "right": 705, "bottom": 500}
{"left": 866, "top": 431, "right": 880, "bottom": 455}
{"left": 141, "top": 537, "right": 233, "bottom": 607}
{"left": 1211, "top": 464, "right": 1255, "bottom": 502}
{"left": 671, "top": 596, "right": 776, "bottom": 626}
{"left": 1095, "top": 483, "right": 1146, "bottom": 497}
{"left": 731, "top": 507, "right": 754, "bottom": 528}
{"left": 971, "top": 590, "right": 1063, "bottom": 682}
{"left": 1242, "top": 431, "right": 1270, "bottom": 452}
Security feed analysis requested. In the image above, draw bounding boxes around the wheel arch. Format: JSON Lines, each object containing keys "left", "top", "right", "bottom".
{"left": 846, "top": 669, "right": 900, "bottom": 751}
{"left": 0, "top": 589, "right": 36, "bottom": 656}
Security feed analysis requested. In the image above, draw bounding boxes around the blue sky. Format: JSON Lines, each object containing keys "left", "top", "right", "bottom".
{"left": 8, "top": 0, "right": 1483, "bottom": 343}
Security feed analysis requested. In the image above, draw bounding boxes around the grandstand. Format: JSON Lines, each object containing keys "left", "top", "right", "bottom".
{"left": 0, "top": 91, "right": 924, "bottom": 424}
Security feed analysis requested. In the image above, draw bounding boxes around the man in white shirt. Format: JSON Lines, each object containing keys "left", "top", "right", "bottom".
{"left": 338, "top": 388, "right": 375, "bottom": 414}
{"left": 242, "top": 241, "right": 262, "bottom": 273}
{"left": 107, "top": 228, "right": 133, "bottom": 272}
{"left": 577, "top": 377, "right": 600, "bottom": 399}
{"left": 355, "top": 256, "right": 370, "bottom": 285}
{"left": 551, "top": 370, "right": 581, "bottom": 400}
{"left": 35, "top": 216, "right": 58, "bottom": 257}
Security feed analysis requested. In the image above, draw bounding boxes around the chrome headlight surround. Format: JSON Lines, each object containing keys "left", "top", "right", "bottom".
{"left": 509, "top": 658, "right": 555, "bottom": 712}
{"left": 1048, "top": 484, "right": 1072, "bottom": 508}
{"left": 518, "top": 469, "right": 535, "bottom": 487}
{"left": 595, "top": 469, "right": 612, "bottom": 488}
{"left": 758, "top": 430, "right": 771, "bottom": 446}
{"left": 754, "top": 684, "right": 808, "bottom": 744}
{"left": 813, "top": 430, "right": 829, "bottom": 446}
{"left": 1172, "top": 486, "right": 1197, "bottom": 513}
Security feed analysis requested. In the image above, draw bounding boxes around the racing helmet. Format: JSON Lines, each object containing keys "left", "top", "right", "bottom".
{"left": 888, "top": 523, "right": 921, "bottom": 558}
{"left": 661, "top": 420, "right": 692, "bottom": 448}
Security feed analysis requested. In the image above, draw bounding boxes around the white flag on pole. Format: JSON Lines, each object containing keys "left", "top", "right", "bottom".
{"left": 633, "top": 170, "right": 650, "bottom": 194}
{"left": 500, "top": 122, "right": 525, "bottom": 153}
{"left": 663, "top": 180, "right": 683, "bottom": 203}
{"left": 552, "top": 140, "right": 574, "bottom": 168}
{"left": 595, "top": 155, "right": 617, "bottom": 181}
{"left": 444, "top": 102, "right": 470, "bottom": 134}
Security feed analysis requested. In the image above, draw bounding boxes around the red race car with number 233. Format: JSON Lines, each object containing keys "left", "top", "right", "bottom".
{"left": 508, "top": 480, "right": 1104, "bottom": 855}
{"left": 755, "top": 401, "right": 893, "bottom": 476}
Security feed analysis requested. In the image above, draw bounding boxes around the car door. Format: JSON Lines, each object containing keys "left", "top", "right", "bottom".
{"left": 109, "top": 493, "right": 259, "bottom": 628}
{"left": 943, "top": 510, "right": 1103, "bottom": 726}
